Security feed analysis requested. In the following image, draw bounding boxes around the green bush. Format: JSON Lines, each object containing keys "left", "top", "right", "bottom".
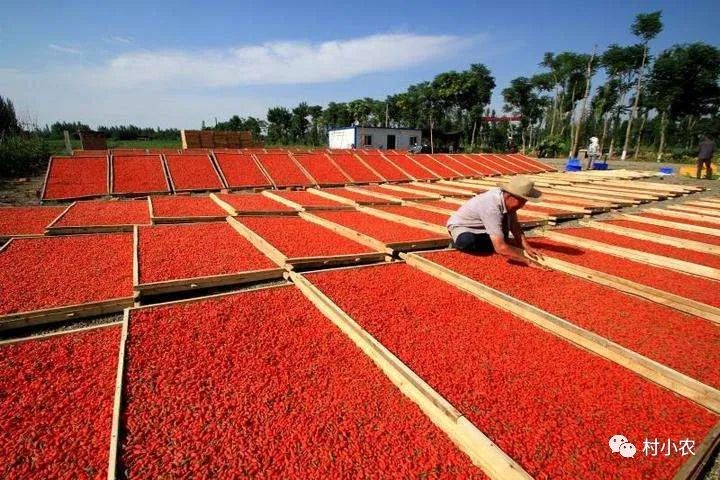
{"left": 537, "top": 136, "right": 567, "bottom": 158}
{"left": 0, "top": 135, "right": 53, "bottom": 178}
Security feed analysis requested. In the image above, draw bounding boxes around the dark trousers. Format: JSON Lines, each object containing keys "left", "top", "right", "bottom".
{"left": 697, "top": 158, "right": 712, "bottom": 179}
{"left": 452, "top": 232, "right": 496, "bottom": 253}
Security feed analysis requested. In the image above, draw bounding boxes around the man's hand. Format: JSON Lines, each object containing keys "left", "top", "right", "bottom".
{"left": 523, "top": 246, "right": 544, "bottom": 262}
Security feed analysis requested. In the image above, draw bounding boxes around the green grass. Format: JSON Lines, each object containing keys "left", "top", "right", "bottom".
{"left": 47, "top": 138, "right": 182, "bottom": 155}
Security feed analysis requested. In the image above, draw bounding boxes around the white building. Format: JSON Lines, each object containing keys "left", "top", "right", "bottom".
{"left": 328, "top": 126, "right": 422, "bottom": 150}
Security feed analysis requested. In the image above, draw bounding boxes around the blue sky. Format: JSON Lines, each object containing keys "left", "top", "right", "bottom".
{"left": 1, "top": 0, "right": 718, "bottom": 128}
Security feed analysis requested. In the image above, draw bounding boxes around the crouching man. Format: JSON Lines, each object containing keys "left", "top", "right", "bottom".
{"left": 446, "top": 176, "right": 544, "bottom": 267}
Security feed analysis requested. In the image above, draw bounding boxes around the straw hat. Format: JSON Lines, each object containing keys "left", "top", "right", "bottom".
{"left": 504, "top": 176, "right": 541, "bottom": 200}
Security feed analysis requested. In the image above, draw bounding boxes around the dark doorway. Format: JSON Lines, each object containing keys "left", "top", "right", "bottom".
{"left": 386, "top": 134, "right": 396, "bottom": 150}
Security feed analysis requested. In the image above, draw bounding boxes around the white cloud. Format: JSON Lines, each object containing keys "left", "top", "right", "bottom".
{"left": 3, "top": 32, "right": 476, "bottom": 127}
{"left": 108, "top": 36, "right": 134, "bottom": 45}
{"left": 90, "top": 33, "right": 469, "bottom": 89}
{"left": 48, "top": 43, "right": 82, "bottom": 54}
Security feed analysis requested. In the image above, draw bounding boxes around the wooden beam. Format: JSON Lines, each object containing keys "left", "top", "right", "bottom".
{"left": 0, "top": 321, "right": 121, "bottom": 346}
{"left": 289, "top": 270, "right": 532, "bottom": 480}
{"left": 136, "top": 269, "right": 285, "bottom": 296}
{"left": 548, "top": 184, "right": 658, "bottom": 201}
{"left": 667, "top": 205, "right": 720, "bottom": 218}
{"left": 132, "top": 226, "right": 139, "bottom": 297}
{"left": 536, "top": 187, "right": 636, "bottom": 206}
{"left": 376, "top": 184, "right": 442, "bottom": 200}
{"left": 107, "top": 312, "right": 128, "bottom": 480}
{"left": 226, "top": 216, "right": 287, "bottom": 267}
{"left": 0, "top": 297, "right": 134, "bottom": 332}
{"left": 583, "top": 220, "right": 720, "bottom": 255}
{"left": 683, "top": 201, "right": 720, "bottom": 210}
{"left": 673, "top": 420, "right": 720, "bottom": 480}
{"left": 644, "top": 207, "right": 720, "bottom": 225}
{"left": 345, "top": 185, "right": 408, "bottom": 203}
{"left": 539, "top": 230, "right": 720, "bottom": 280}
{"left": 307, "top": 188, "right": 400, "bottom": 206}
{"left": 298, "top": 212, "right": 390, "bottom": 253}
{"left": 357, "top": 206, "right": 449, "bottom": 235}
{"left": 620, "top": 213, "right": 720, "bottom": 237}
{"left": 534, "top": 254, "right": 720, "bottom": 325}
{"left": 401, "top": 252, "right": 720, "bottom": 413}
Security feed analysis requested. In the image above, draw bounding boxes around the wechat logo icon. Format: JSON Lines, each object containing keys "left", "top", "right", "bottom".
{"left": 609, "top": 434, "right": 636, "bottom": 458}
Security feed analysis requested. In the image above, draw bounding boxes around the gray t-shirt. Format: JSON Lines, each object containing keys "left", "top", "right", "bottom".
{"left": 446, "top": 188, "right": 508, "bottom": 240}
{"left": 699, "top": 140, "right": 716, "bottom": 160}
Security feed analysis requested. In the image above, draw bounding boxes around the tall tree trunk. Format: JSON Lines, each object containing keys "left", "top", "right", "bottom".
{"left": 608, "top": 117, "right": 616, "bottom": 160}
{"left": 621, "top": 44, "right": 648, "bottom": 160}
{"left": 686, "top": 115, "right": 695, "bottom": 149}
{"left": 656, "top": 110, "right": 667, "bottom": 162}
{"left": 429, "top": 114, "right": 434, "bottom": 154}
{"left": 549, "top": 86, "right": 559, "bottom": 136}
{"left": 471, "top": 119, "right": 477, "bottom": 149}
{"left": 632, "top": 111, "right": 647, "bottom": 160}
{"left": 600, "top": 115, "right": 609, "bottom": 155}
{"left": 570, "top": 46, "right": 596, "bottom": 159}
{"left": 521, "top": 128, "right": 526, "bottom": 154}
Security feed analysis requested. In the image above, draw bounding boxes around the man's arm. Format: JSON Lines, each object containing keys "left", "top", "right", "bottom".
{"left": 508, "top": 211, "right": 543, "bottom": 261}
{"left": 489, "top": 234, "right": 536, "bottom": 266}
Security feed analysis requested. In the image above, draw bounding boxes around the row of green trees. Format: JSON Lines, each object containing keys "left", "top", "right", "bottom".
{"left": 35, "top": 122, "right": 179, "bottom": 142}
{"left": 501, "top": 11, "right": 720, "bottom": 161}
{"left": 261, "top": 64, "right": 496, "bottom": 149}
{"left": 260, "top": 10, "right": 719, "bottom": 160}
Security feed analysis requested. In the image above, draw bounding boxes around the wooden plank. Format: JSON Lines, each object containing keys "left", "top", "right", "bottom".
{"left": 533, "top": 254, "right": 720, "bottom": 324}
{"left": 667, "top": 205, "right": 720, "bottom": 218}
{"left": 539, "top": 230, "right": 720, "bottom": 280}
{"left": 376, "top": 184, "right": 442, "bottom": 200}
{"left": 261, "top": 190, "right": 353, "bottom": 211}
{"left": 308, "top": 187, "right": 401, "bottom": 206}
{"left": 286, "top": 251, "right": 387, "bottom": 271}
{"left": 160, "top": 155, "right": 176, "bottom": 194}
{"left": 0, "top": 321, "right": 122, "bottom": 346}
{"left": 548, "top": 184, "right": 658, "bottom": 201}
{"left": 299, "top": 212, "right": 391, "bottom": 253}
{"left": 208, "top": 192, "right": 298, "bottom": 216}
{"left": 344, "top": 186, "right": 409, "bottom": 203}
{"left": 225, "top": 216, "right": 288, "bottom": 266}
{"left": 404, "top": 201, "right": 455, "bottom": 215}
{"left": 0, "top": 297, "right": 134, "bottom": 332}
{"left": 674, "top": 421, "right": 720, "bottom": 480}
{"left": 582, "top": 181, "right": 677, "bottom": 197}
{"left": 684, "top": 201, "right": 720, "bottom": 210}
{"left": 408, "top": 182, "right": 476, "bottom": 197}
{"left": 644, "top": 208, "right": 720, "bottom": 226}
{"left": 535, "top": 187, "right": 635, "bottom": 206}
{"left": 589, "top": 180, "right": 690, "bottom": 194}
{"left": 401, "top": 252, "right": 720, "bottom": 414}
{"left": 357, "top": 206, "right": 449, "bottom": 236}
{"left": 350, "top": 152, "right": 390, "bottom": 183}
{"left": 132, "top": 225, "right": 139, "bottom": 297}
{"left": 620, "top": 213, "right": 720, "bottom": 237}
{"left": 289, "top": 270, "right": 532, "bottom": 480}
{"left": 250, "top": 153, "right": 278, "bottom": 189}
{"left": 136, "top": 269, "right": 285, "bottom": 296}
{"left": 584, "top": 221, "right": 720, "bottom": 255}
{"left": 596, "top": 179, "right": 700, "bottom": 193}
{"left": 107, "top": 311, "right": 128, "bottom": 480}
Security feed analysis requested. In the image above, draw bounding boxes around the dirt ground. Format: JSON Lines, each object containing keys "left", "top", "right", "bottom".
{"left": 0, "top": 176, "right": 45, "bottom": 206}
{"left": 1, "top": 166, "right": 719, "bottom": 478}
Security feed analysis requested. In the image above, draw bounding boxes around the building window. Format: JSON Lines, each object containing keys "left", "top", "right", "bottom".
{"left": 409, "top": 136, "right": 417, "bottom": 146}
{"left": 363, "top": 135, "right": 372, "bottom": 146}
